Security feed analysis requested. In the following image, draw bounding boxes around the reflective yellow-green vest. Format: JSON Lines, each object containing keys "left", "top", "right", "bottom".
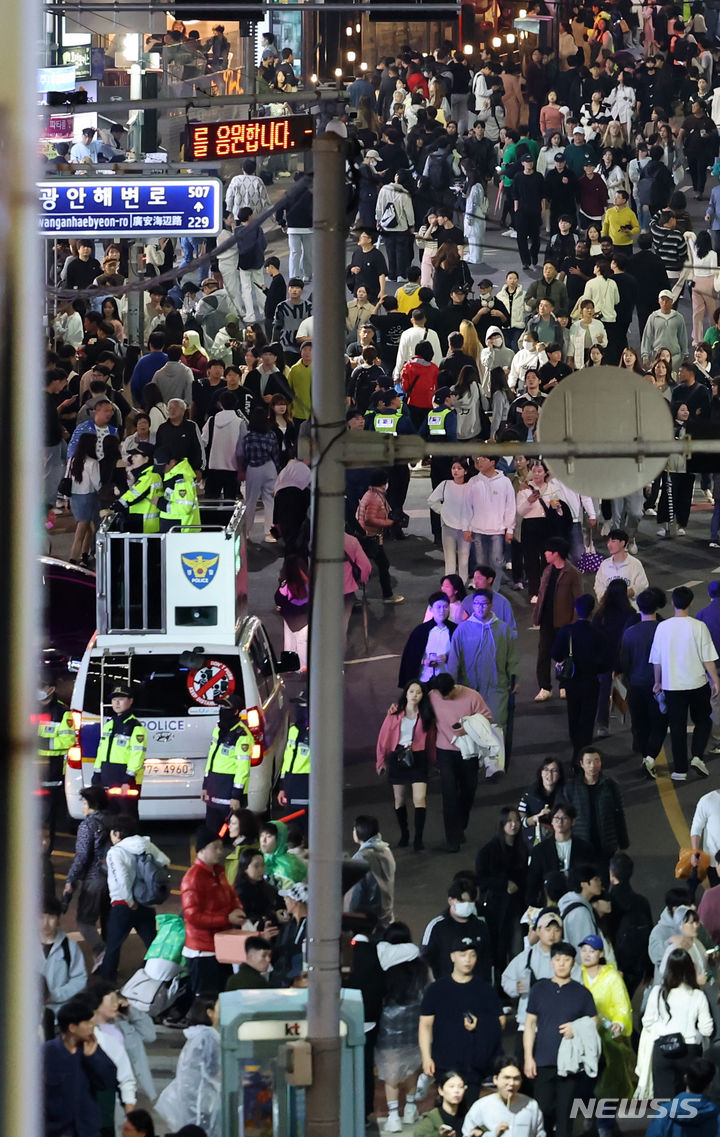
{"left": 94, "top": 713, "right": 148, "bottom": 783}
{"left": 160, "top": 459, "right": 201, "bottom": 531}
{"left": 427, "top": 407, "right": 452, "bottom": 436}
{"left": 372, "top": 410, "right": 403, "bottom": 436}
{"left": 203, "top": 721, "right": 254, "bottom": 793}
{"left": 120, "top": 466, "right": 162, "bottom": 533}
{"left": 37, "top": 701, "right": 74, "bottom": 781}
{"left": 281, "top": 725, "right": 311, "bottom": 777}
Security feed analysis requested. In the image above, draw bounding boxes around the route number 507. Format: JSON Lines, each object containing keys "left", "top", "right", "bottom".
{"left": 188, "top": 185, "right": 211, "bottom": 197}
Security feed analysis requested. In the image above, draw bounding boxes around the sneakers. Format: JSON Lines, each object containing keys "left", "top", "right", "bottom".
{"left": 671, "top": 772, "right": 688, "bottom": 782}
{"left": 384, "top": 1114, "right": 403, "bottom": 1133}
{"left": 559, "top": 688, "right": 567, "bottom": 700}
{"left": 534, "top": 688, "right": 553, "bottom": 702}
{"left": 676, "top": 527, "right": 686, "bottom": 536}
{"left": 643, "top": 756, "right": 657, "bottom": 779}
{"left": 530, "top": 594, "right": 539, "bottom": 604}
{"left": 264, "top": 534, "right": 277, "bottom": 543}
{"left": 383, "top": 594, "right": 405, "bottom": 604}
{"left": 657, "top": 527, "right": 667, "bottom": 538}
{"left": 628, "top": 539, "right": 638, "bottom": 555}
{"left": 402, "top": 1104, "right": 420, "bottom": 1125}
{"left": 600, "top": 521, "right": 611, "bottom": 536}
{"left": 502, "top": 228, "right": 517, "bottom": 238}
{"left": 691, "top": 756, "right": 710, "bottom": 778}
{"left": 710, "top": 542, "right": 720, "bottom": 549}
{"left": 706, "top": 490, "right": 715, "bottom": 504}
{"left": 644, "top": 507, "right": 657, "bottom": 516}
{"left": 595, "top": 726, "right": 610, "bottom": 739}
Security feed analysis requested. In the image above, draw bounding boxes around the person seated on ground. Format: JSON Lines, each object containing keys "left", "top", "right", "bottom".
{"left": 259, "top": 820, "right": 307, "bottom": 890}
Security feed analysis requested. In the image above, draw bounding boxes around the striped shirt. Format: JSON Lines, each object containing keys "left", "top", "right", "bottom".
{"left": 649, "top": 212, "right": 687, "bottom": 274}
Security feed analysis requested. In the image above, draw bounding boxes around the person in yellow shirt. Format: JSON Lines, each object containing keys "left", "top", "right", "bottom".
{"left": 601, "top": 190, "right": 640, "bottom": 250}
{"left": 395, "top": 266, "right": 423, "bottom": 315}
{"left": 287, "top": 339, "right": 312, "bottom": 424}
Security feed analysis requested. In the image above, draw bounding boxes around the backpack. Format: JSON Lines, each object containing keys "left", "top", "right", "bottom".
{"left": 132, "top": 850, "right": 170, "bottom": 906}
{"left": 427, "top": 150, "right": 452, "bottom": 192}
{"left": 380, "top": 199, "right": 398, "bottom": 229}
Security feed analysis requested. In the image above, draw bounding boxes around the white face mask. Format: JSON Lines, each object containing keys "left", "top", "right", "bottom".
{"left": 453, "top": 900, "right": 476, "bottom": 918}
{"left": 491, "top": 337, "right": 503, "bottom": 348}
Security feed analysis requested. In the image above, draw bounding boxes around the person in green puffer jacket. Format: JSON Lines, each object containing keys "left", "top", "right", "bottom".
{"left": 259, "top": 820, "right": 307, "bottom": 890}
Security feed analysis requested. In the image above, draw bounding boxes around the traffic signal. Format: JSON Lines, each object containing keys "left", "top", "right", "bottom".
{"left": 369, "top": 0, "right": 460, "bottom": 21}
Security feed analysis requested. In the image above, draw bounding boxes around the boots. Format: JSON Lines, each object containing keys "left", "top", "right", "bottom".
{"left": 414, "top": 807, "right": 426, "bottom": 852}
{"left": 395, "top": 806, "right": 409, "bottom": 847}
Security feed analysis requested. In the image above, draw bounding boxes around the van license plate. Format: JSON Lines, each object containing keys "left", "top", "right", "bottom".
{"left": 144, "top": 761, "right": 194, "bottom": 776}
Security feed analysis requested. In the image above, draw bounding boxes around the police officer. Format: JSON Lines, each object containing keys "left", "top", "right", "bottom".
{"left": 91, "top": 683, "right": 147, "bottom": 811}
{"left": 277, "top": 695, "right": 310, "bottom": 833}
{"left": 117, "top": 443, "right": 162, "bottom": 533}
{"left": 37, "top": 671, "right": 74, "bottom": 850}
{"left": 201, "top": 695, "right": 255, "bottom": 833}
{"left": 157, "top": 451, "right": 201, "bottom": 532}
{"left": 422, "top": 386, "right": 458, "bottom": 544}
{"left": 364, "top": 388, "right": 416, "bottom": 540}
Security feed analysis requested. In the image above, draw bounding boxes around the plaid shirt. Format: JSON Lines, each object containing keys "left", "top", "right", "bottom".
{"left": 242, "top": 431, "right": 279, "bottom": 471}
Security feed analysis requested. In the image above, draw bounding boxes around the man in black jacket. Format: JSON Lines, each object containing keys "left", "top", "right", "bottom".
{"left": 552, "top": 596, "right": 607, "bottom": 761}
{"left": 543, "top": 154, "right": 580, "bottom": 233}
{"left": 607, "top": 851, "right": 653, "bottom": 994}
{"left": 526, "top": 802, "right": 596, "bottom": 905}
{"left": 630, "top": 233, "right": 670, "bottom": 334}
{"left": 460, "top": 120, "right": 497, "bottom": 186}
{"left": 563, "top": 748, "right": 629, "bottom": 877}
{"left": 512, "top": 156, "right": 545, "bottom": 269}
{"left": 607, "top": 254, "right": 637, "bottom": 364}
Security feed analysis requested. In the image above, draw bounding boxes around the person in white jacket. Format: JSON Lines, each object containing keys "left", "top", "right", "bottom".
{"left": 462, "top": 1055, "right": 547, "bottom": 1136}
{"left": 508, "top": 333, "right": 548, "bottom": 390}
{"left": 593, "top": 529, "right": 649, "bottom": 601}
{"left": 201, "top": 391, "right": 247, "bottom": 500}
{"left": 156, "top": 995, "right": 221, "bottom": 1137}
{"left": 502, "top": 910, "right": 581, "bottom": 1031}
{"left": 100, "top": 815, "right": 170, "bottom": 981}
{"left": 86, "top": 978, "right": 138, "bottom": 1113}
{"left": 393, "top": 310, "right": 443, "bottom": 379}
{"left": 463, "top": 454, "right": 516, "bottom": 589}
{"left": 567, "top": 299, "right": 608, "bottom": 368}
{"left": 637, "top": 948, "right": 714, "bottom": 1099}
{"left": 375, "top": 173, "right": 415, "bottom": 284}
{"left": 428, "top": 459, "right": 472, "bottom": 579}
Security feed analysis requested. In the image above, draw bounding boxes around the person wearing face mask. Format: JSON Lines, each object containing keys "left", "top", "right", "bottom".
{"left": 495, "top": 271, "right": 527, "bottom": 352}
{"left": 421, "top": 875, "right": 493, "bottom": 983}
{"left": 479, "top": 326, "right": 514, "bottom": 388}
{"left": 200, "top": 697, "right": 255, "bottom": 834}
{"left": 508, "top": 331, "right": 548, "bottom": 390}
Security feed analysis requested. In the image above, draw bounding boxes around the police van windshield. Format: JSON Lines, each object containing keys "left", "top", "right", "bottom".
{"left": 85, "top": 654, "right": 245, "bottom": 716}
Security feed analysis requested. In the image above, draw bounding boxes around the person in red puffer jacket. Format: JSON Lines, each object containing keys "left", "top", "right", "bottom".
{"left": 181, "top": 824, "right": 246, "bottom": 994}
{"left": 400, "top": 340, "right": 439, "bottom": 431}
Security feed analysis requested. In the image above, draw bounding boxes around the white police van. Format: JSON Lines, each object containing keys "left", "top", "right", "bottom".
{"left": 65, "top": 503, "right": 295, "bottom": 819}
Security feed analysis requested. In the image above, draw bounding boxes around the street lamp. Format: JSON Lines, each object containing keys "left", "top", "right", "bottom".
{"left": 491, "top": 35, "right": 502, "bottom": 47}
{"left": 360, "top": 61, "right": 368, "bottom": 71}
{"left": 506, "top": 33, "right": 516, "bottom": 43}
{"left": 347, "top": 50, "right": 356, "bottom": 62}
{"left": 463, "top": 43, "right": 473, "bottom": 54}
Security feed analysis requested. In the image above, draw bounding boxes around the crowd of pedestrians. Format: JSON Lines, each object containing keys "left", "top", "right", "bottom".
{"left": 38, "top": 9, "right": 720, "bottom": 1137}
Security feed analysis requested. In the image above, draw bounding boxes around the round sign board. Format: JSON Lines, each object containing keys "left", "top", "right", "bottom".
{"left": 186, "top": 660, "right": 236, "bottom": 707}
{"left": 537, "top": 366, "right": 674, "bottom": 497}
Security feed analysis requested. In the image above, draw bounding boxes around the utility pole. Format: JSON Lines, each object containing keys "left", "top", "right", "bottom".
{"left": 305, "top": 130, "right": 347, "bottom": 1135}
{"left": 0, "top": 3, "right": 43, "bottom": 1137}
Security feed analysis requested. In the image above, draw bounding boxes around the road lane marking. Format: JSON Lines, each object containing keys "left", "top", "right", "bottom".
{"left": 654, "top": 746, "right": 691, "bottom": 848}
{"left": 345, "top": 654, "right": 400, "bottom": 665}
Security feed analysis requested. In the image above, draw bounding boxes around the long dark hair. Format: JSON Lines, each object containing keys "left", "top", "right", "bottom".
{"left": 594, "top": 577, "right": 633, "bottom": 625}
{"left": 695, "top": 230, "right": 713, "bottom": 260}
{"left": 532, "top": 756, "right": 566, "bottom": 798}
{"left": 397, "top": 679, "right": 435, "bottom": 732}
{"left": 69, "top": 432, "right": 97, "bottom": 482}
{"left": 454, "top": 364, "right": 479, "bottom": 400}
{"left": 496, "top": 805, "right": 521, "bottom": 837}
{"left": 660, "top": 948, "right": 698, "bottom": 1017}
{"left": 230, "top": 809, "right": 260, "bottom": 847}
{"left": 379, "top": 921, "right": 429, "bottom": 1007}
{"left": 441, "top": 573, "right": 466, "bottom": 601}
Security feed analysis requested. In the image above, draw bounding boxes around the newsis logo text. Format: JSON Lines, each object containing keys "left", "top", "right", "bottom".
{"left": 570, "top": 1098, "right": 700, "bottom": 1121}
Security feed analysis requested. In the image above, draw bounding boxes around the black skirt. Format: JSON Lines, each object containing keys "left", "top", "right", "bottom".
{"left": 387, "top": 747, "right": 429, "bottom": 785}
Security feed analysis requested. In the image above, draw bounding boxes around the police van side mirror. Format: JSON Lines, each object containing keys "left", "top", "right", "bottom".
{"left": 277, "top": 650, "right": 300, "bottom": 673}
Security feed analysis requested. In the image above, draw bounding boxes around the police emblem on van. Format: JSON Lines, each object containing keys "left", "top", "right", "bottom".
{"left": 181, "top": 552, "right": 220, "bottom": 589}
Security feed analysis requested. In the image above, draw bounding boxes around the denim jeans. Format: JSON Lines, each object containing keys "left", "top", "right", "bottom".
{"left": 473, "top": 532, "right": 506, "bottom": 589}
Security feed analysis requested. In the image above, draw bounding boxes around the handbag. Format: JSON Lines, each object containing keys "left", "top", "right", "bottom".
{"left": 58, "top": 475, "right": 72, "bottom": 497}
{"left": 675, "top": 846, "right": 712, "bottom": 881}
{"left": 656, "top": 1032, "right": 688, "bottom": 1057}
{"left": 393, "top": 744, "right": 415, "bottom": 769}
{"left": 555, "top": 633, "right": 575, "bottom": 682}
{"left": 577, "top": 539, "right": 604, "bottom": 574}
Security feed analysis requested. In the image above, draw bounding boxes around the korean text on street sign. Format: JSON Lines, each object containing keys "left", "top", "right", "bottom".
{"left": 37, "top": 177, "right": 223, "bottom": 237}
{"left": 186, "top": 115, "right": 314, "bottom": 161}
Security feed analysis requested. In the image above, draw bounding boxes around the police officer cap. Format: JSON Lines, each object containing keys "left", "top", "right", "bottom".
{"left": 435, "top": 386, "right": 453, "bottom": 404}
{"left": 153, "top": 446, "right": 170, "bottom": 468}
{"left": 110, "top": 683, "right": 133, "bottom": 699}
{"left": 128, "top": 442, "right": 155, "bottom": 460}
{"left": 370, "top": 387, "right": 398, "bottom": 407}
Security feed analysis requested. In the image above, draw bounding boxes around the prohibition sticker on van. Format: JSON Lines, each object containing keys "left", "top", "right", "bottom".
{"left": 186, "top": 660, "right": 236, "bottom": 706}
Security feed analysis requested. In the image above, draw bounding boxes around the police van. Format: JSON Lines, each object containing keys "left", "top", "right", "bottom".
{"left": 65, "top": 503, "right": 296, "bottom": 820}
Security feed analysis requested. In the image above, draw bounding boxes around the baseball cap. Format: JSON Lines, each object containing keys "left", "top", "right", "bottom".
{"left": 579, "top": 934, "right": 603, "bottom": 950}
{"left": 128, "top": 442, "right": 155, "bottom": 460}
{"left": 279, "top": 881, "right": 309, "bottom": 903}
{"left": 450, "top": 934, "right": 477, "bottom": 953}
{"left": 574, "top": 126, "right": 585, "bottom": 135}
{"left": 435, "top": 386, "right": 453, "bottom": 403}
{"left": 535, "top": 910, "right": 563, "bottom": 930}
{"left": 658, "top": 289, "right": 674, "bottom": 299}
{"left": 195, "top": 824, "right": 221, "bottom": 853}
{"left": 110, "top": 683, "right": 133, "bottom": 698}
{"left": 554, "top": 152, "right": 566, "bottom": 161}
{"left": 521, "top": 153, "right": 535, "bottom": 163}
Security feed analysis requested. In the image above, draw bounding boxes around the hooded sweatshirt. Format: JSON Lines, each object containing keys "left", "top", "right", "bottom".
{"left": 263, "top": 821, "right": 308, "bottom": 890}
{"left": 350, "top": 834, "right": 396, "bottom": 928}
{"left": 153, "top": 359, "right": 194, "bottom": 405}
{"left": 106, "top": 834, "right": 170, "bottom": 905}
{"left": 645, "top": 1092, "right": 720, "bottom": 1137}
{"left": 479, "top": 326, "right": 515, "bottom": 395}
{"left": 201, "top": 409, "right": 246, "bottom": 471}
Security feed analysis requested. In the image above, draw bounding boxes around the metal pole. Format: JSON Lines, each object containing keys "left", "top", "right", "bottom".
{"left": 306, "top": 131, "right": 347, "bottom": 1136}
{"left": 0, "top": 3, "right": 43, "bottom": 1137}
{"left": 38, "top": 87, "right": 335, "bottom": 119}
